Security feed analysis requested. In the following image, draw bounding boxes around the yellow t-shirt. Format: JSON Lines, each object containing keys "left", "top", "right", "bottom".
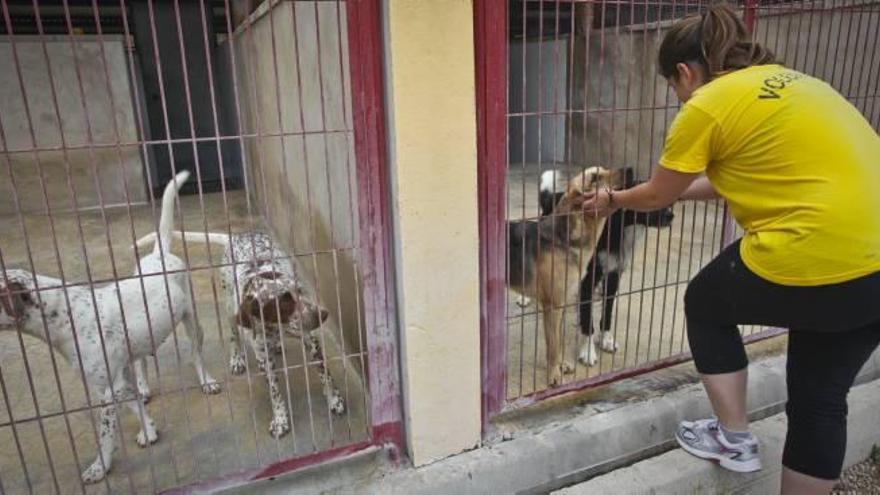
{"left": 659, "top": 64, "right": 880, "bottom": 286}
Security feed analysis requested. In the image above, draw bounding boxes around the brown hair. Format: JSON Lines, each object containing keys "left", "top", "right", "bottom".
{"left": 658, "top": 2, "right": 776, "bottom": 81}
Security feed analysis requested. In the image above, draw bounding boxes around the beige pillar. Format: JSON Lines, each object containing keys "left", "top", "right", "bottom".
{"left": 384, "top": 0, "right": 482, "bottom": 466}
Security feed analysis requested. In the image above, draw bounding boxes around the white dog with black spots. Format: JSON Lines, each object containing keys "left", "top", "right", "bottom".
{"left": 135, "top": 230, "right": 344, "bottom": 438}
{"left": 0, "top": 171, "right": 219, "bottom": 483}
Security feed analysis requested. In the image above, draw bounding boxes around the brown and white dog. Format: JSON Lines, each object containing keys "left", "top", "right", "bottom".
{"left": 0, "top": 171, "right": 219, "bottom": 483}
{"left": 532, "top": 168, "right": 675, "bottom": 366}
{"left": 136, "top": 230, "right": 344, "bottom": 438}
{"left": 507, "top": 166, "right": 622, "bottom": 387}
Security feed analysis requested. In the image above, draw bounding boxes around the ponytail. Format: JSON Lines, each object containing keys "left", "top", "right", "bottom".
{"left": 658, "top": 2, "right": 776, "bottom": 80}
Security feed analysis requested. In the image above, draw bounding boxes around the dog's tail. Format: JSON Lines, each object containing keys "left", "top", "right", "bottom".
{"left": 135, "top": 230, "right": 230, "bottom": 252}
{"left": 151, "top": 170, "right": 190, "bottom": 254}
{"left": 539, "top": 169, "right": 567, "bottom": 217}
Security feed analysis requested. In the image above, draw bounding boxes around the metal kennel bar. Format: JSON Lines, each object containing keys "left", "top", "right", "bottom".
{"left": 0, "top": 0, "right": 400, "bottom": 493}
{"left": 477, "top": 0, "right": 880, "bottom": 428}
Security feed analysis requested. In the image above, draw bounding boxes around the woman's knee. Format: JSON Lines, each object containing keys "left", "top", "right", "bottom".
{"left": 787, "top": 366, "right": 849, "bottom": 417}
{"left": 783, "top": 385, "right": 849, "bottom": 478}
{"left": 783, "top": 399, "right": 848, "bottom": 480}
{"left": 785, "top": 394, "right": 848, "bottom": 428}
{"left": 684, "top": 274, "right": 709, "bottom": 319}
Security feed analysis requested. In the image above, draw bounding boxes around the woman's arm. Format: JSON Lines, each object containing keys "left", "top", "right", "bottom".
{"left": 679, "top": 176, "right": 720, "bottom": 200}
{"left": 582, "top": 166, "right": 701, "bottom": 217}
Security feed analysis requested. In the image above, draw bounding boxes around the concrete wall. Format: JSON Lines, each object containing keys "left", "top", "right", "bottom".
{"left": 385, "top": 0, "right": 482, "bottom": 467}
{"left": 565, "top": 0, "right": 880, "bottom": 178}
{"left": 508, "top": 38, "right": 568, "bottom": 165}
{"left": 224, "top": 2, "right": 363, "bottom": 360}
{"left": 0, "top": 35, "right": 146, "bottom": 215}
{"left": 569, "top": 14, "right": 685, "bottom": 179}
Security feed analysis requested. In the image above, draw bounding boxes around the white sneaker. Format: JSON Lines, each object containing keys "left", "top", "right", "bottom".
{"left": 675, "top": 417, "right": 762, "bottom": 473}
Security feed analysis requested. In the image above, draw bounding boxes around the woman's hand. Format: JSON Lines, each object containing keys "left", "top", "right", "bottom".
{"left": 582, "top": 165, "right": 701, "bottom": 215}
{"left": 578, "top": 188, "right": 620, "bottom": 219}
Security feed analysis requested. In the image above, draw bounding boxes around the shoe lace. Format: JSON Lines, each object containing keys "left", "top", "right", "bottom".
{"left": 692, "top": 417, "right": 719, "bottom": 432}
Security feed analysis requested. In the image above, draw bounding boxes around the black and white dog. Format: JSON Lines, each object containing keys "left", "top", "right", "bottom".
{"left": 522, "top": 168, "right": 675, "bottom": 365}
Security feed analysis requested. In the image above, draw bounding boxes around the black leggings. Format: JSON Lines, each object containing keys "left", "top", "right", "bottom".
{"left": 685, "top": 240, "right": 880, "bottom": 480}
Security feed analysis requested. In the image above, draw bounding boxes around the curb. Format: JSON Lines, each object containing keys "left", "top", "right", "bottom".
{"left": 228, "top": 350, "right": 880, "bottom": 494}
{"left": 554, "top": 378, "right": 880, "bottom": 495}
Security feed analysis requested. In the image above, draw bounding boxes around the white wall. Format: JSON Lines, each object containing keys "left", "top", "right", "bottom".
{"left": 0, "top": 35, "right": 146, "bottom": 215}
{"left": 224, "top": 1, "right": 363, "bottom": 361}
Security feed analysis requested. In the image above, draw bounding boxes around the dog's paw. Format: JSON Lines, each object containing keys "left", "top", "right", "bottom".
{"left": 136, "top": 428, "right": 159, "bottom": 448}
{"left": 201, "top": 379, "right": 221, "bottom": 395}
{"left": 328, "top": 392, "right": 346, "bottom": 416}
{"left": 81, "top": 462, "right": 107, "bottom": 484}
{"left": 269, "top": 415, "right": 290, "bottom": 438}
{"left": 548, "top": 367, "right": 563, "bottom": 388}
{"left": 229, "top": 354, "right": 246, "bottom": 375}
{"left": 578, "top": 340, "right": 599, "bottom": 367}
{"left": 599, "top": 332, "right": 618, "bottom": 353}
{"left": 515, "top": 295, "right": 532, "bottom": 308}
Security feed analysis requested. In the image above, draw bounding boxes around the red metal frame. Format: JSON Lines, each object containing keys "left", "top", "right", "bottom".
{"left": 347, "top": 0, "right": 404, "bottom": 452}
{"left": 162, "top": 442, "right": 379, "bottom": 495}
{"left": 475, "top": 0, "right": 508, "bottom": 434}
{"left": 161, "top": 1, "right": 402, "bottom": 492}
{"left": 744, "top": 0, "right": 759, "bottom": 31}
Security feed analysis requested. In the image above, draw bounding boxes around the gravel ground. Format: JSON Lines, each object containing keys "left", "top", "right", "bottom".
{"left": 833, "top": 447, "right": 880, "bottom": 495}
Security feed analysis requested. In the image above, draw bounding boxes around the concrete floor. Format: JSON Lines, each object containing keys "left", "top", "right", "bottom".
{"left": 504, "top": 165, "right": 769, "bottom": 399}
{"left": 0, "top": 191, "right": 368, "bottom": 494}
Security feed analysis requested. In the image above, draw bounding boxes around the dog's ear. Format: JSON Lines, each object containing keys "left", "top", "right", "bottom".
{"left": 298, "top": 299, "right": 329, "bottom": 331}
{"left": 0, "top": 282, "right": 33, "bottom": 320}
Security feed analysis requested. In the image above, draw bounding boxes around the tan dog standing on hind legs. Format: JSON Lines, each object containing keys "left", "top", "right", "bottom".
{"left": 507, "top": 166, "right": 622, "bottom": 387}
